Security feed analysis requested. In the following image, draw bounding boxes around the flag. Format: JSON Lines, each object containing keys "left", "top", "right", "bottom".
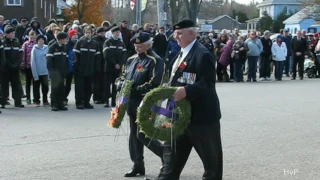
{"left": 130, "top": 0, "right": 136, "bottom": 10}
{"left": 141, "top": 0, "right": 147, "bottom": 11}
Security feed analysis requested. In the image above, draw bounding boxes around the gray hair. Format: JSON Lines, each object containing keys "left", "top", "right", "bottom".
{"left": 132, "top": 24, "right": 139, "bottom": 29}
{"left": 143, "top": 38, "right": 153, "bottom": 49}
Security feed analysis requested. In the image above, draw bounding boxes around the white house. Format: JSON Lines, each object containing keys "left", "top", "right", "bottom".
{"left": 283, "top": 6, "right": 320, "bottom": 34}
{"left": 246, "top": 0, "right": 302, "bottom": 31}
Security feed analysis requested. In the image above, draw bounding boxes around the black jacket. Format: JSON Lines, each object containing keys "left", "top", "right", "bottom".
{"left": 2, "top": 37, "right": 22, "bottom": 72}
{"left": 103, "top": 37, "right": 127, "bottom": 72}
{"left": 46, "top": 30, "right": 55, "bottom": 43}
{"left": 291, "top": 37, "right": 308, "bottom": 56}
{"left": 92, "top": 35, "right": 106, "bottom": 72}
{"left": 125, "top": 49, "right": 165, "bottom": 98}
{"left": 48, "top": 39, "right": 57, "bottom": 48}
{"left": 46, "top": 42, "right": 69, "bottom": 77}
{"left": 73, "top": 37, "right": 101, "bottom": 76}
{"left": 153, "top": 33, "right": 167, "bottom": 57}
{"left": 260, "top": 37, "right": 272, "bottom": 57}
{"left": 0, "top": 41, "right": 4, "bottom": 73}
{"left": 15, "top": 24, "right": 29, "bottom": 44}
{"left": 23, "top": 18, "right": 46, "bottom": 42}
{"left": 170, "top": 41, "right": 221, "bottom": 125}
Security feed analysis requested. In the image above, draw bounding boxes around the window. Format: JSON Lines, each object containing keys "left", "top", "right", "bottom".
{"left": 7, "top": 0, "right": 22, "bottom": 6}
{"left": 294, "top": 28, "right": 297, "bottom": 34}
{"left": 44, "top": 0, "right": 47, "bottom": 18}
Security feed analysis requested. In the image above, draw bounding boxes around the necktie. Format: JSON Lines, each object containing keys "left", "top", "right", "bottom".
{"left": 168, "top": 52, "right": 183, "bottom": 84}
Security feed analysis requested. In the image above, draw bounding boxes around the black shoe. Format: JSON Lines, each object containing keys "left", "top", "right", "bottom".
{"left": 6, "top": 101, "right": 11, "bottom": 105}
{"left": 300, "top": 77, "right": 303, "bottom": 80}
{"left": 59, "top": 106, "right": 68, "bottom": 111}
{"left": 84, "top": 104, "right": 94, "bottom": 109}
{"left": 15, "top": 104, "right": 25, "bottom": 108}
{"left": 286, "top": 74, "right": 290, "bottom": 77}
{"left": 52, "top": 106, "right": 59, "bottom": 111}
{"left": 76, "top": 105, "right": 85, "bottom": 110}
{"left": 253, "top": 79, "right": 257, "bottom": 82}
{"left": 26, "top": 99, "right": 31, "bottom": 105}
{"left": 94, "top": 100, "right": 102, "bottom": 104}
{"left": 246, "top": 79, "right": 251, "bottom": 82}
{"left": 291, "top": 77, "right": 296, "bottom": 80}
{"left": 111, "top": 102, "right": 116, "bottom": 107}
{"left": 124, "top": 165, "right": 145, "bottom": 177}
{"left": 0, "top": 110, "right": 1, "bottom": 113}
{"left": 63, "top": 101, "right": 68, "bottom": 106}
{"left": 104, "top": 104, "right": 110, "bottom": 108}
{"left": 1, "top": 105, "right": 5, "bottom": 109}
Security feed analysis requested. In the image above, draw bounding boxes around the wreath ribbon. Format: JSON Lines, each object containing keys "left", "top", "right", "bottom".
{"left": 151, "top": 105, "right": 179, "bottom": 120}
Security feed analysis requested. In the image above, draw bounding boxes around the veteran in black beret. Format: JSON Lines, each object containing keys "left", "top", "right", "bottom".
{"left": 145, "top": 20, "right": 223, "bottom": 180}
{"left": 121, "top": 32, "right": 165, "bottom": 177}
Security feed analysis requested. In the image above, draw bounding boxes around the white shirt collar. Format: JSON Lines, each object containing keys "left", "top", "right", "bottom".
{"left": 181, "top": 39, "right": 196, "bottom": 59}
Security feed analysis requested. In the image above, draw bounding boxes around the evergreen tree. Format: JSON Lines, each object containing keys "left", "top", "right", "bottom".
{"left": 257, "top": 11, "right": 273, "bottom": 32}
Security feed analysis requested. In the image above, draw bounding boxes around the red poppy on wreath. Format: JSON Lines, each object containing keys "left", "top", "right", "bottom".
{"left": 179, "top": 62, "right": 186, "bottom": 69}
{"left": 137, "top": 64, "right": 142, "bottom": 69}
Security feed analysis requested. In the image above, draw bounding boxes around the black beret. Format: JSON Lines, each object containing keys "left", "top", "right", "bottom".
{"left": 111, "top": 26, "right": 120, "bottom": 33}
{"left": 56, "top": 32, "right": 68, "bottom": 40}
{"left": 173, "top": 20, "right": 195, "bottom": 31}
{"left": 4, "top": 25, "right": 15, "bottom": 34}
{"left": 20, "top": 16, "right": 28, "bottom": 21}
{"left": 130, "top": 32, "right": 150, "bottom": 44}
{"left": 36, "top": 34, "right": 45, "bottom": 42}
{"left": 159, "top": 27, "right": 165, "bottom": 30}
{"left": 96, "top": 27, "right": 106, "bottom": 33}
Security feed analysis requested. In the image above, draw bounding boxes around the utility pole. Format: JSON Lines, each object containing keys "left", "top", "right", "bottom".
{"left": 157, "top": 0, "right": 166, "bottom": 27}
{"left": 136, "top": 0, "right": 141, "bottom": 26}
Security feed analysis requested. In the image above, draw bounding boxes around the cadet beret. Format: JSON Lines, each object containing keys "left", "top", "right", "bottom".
{"left": 96, "top": 27, "right": 106, "bottom": 33}
{"left": 4, "top": 25, "right": 15, "bottom": 34}
{"left": 173, "top": 20, "right": 195, "bottom": 31}
{"left": 130, "top": 32, "right": 150, "bottom": 44}
{"left": 159, "top": 27, "right": 165, "bottom": 30}
{"left": 57, "top": 32, "right": 68, "bottom": 40}
{"left": 111, "top": 26, "right": 120, "bottom": 33}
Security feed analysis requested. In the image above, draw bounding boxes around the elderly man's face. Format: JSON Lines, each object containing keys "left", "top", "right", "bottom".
{"left": 250, "top": 32, "right": 256, "bottom": 39}
{"left": 174, "top": 28, "right": 195, "bottom": 48}
{"left": 302, "top": 31, "right": 306, "bottom": 36}
{"left": 134, "top": 43, "right": 148, "bottom": 54}
{"left": 296, "top": 31, "right": 302, "bottom": 37}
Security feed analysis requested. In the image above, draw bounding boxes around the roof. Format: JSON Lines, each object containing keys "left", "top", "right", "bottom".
{"left": 58, "top": 0, "right": 71, "bottom": 9}
{"left": 283, "top": 6, "right": 320, "bottom": 24}
{"left": 246, "top": 17, "right": 261, "bottom": 23}
{"left": 198, "top": 15, "right": 241, "bottom": 24}
{"left": 258, "top": 0, "right": 301, "bottom": 7}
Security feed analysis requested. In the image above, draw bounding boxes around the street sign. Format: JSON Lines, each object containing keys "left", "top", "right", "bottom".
{"left": 200, "top": 24, "right": 212, "bottom": 32}
{"left": 159, "top": 12, "right": 167, "bottom": 20}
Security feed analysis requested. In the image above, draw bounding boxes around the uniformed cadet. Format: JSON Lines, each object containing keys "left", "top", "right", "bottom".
{"left": 92, "top": 27, "right": 106, "bottom": 104}
{"left": 102, "top": 26, "right": 126, "bottom": 108}
{"left": 48, "top": 27, "right": 62, "bottom": 47}
{"left": 123, "top": 32, "right": 165, "bottom": 178}
{"left": 146, "top": 20, "right": 223, "bottom": 180}
{"left": 73, "top": 26, "right": 100, "bottom": 109}
{"left": 1, "top": 26, "right": 24, "bottom": 108}
{"left": 0, "top": 40, "right": 4, "bottom": 113}
{"left": 46, "top": 32, "right": 69, "bottom": 111}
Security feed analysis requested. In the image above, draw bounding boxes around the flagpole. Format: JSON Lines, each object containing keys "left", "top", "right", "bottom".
{"left": 136, "top": 0, "right": 141, "bottom": 26}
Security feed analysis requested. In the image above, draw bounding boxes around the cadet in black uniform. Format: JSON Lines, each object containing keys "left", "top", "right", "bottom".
{"left": 102, "top": 26, "right": 126, "bottom": 107}
{"left": 92, "top": 27, "right": 106, "bottom": 104}
{"left": 73, "top": 26, "right": 100, "bottom": 109}
{"left": 1, "top": 26, "right": 24, "bottom": 108}
{"left": 147, "top": 20, "right": 223, "bottom": 180}
{"left": 0, "top": 40, "right": 4, "bottom": 113}
{"left": 123, "top": 32, "right": 165, "bottom": 178}
{"left": 46, "top": 32, "right": 69, "bottom": 111}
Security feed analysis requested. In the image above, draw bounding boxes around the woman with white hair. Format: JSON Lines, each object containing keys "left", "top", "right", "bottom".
{"left": 122, "top": 32, "right": 165, "bottom": 178}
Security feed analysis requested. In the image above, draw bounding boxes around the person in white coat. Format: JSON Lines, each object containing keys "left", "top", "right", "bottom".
{"left": 272, "top": 35, "right": 287, "bottom": 81}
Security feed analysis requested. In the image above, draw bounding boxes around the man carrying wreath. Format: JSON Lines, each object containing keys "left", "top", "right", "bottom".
{"left": 123, "top": 32, "right": 165, "bottom": 178}
{"left": 145, "top": 20, "right": 223, "bottom": 180}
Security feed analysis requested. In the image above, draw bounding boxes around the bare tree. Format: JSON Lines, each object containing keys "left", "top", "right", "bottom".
{"left": 184, "top": 0, "right": 203, "bottom": 24}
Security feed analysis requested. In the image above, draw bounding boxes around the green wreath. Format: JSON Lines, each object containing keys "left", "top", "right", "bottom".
{"left": 108, "top": 80, "right": 133, "bottom": 128}
{"left": 137, "top": 86, "right": 191, "bottom": 141}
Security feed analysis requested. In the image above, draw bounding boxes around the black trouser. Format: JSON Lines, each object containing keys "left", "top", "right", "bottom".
{"left": 33, "top": 75, "right": 49, "bottom": 103}
{"left": 64, "top": 72, "right": 73, "bottom": 101}
{"left": 23, "top": 68, "right": 33, "bottom": 100}
{"left": 104, "top": 72, "right": 119, "bottom": 104}
{"left": 259, "top": 55, "right": 271, "bottom": 78}
{"left": 127, "top": 98, "right": 163, "bottom": 165}
{"left": 50, "top": 72, "right": 65, "bottom": 107}
{"left": 93, "top": 72, "right": 104, "bottom": 102}
{"left": 292, "top": 55, "right": 304, "bottom": 78}
{"left": 75, "top": 75, "right": 93, "bottom": 105}
{"left": 216, "top": 62, "right": 228, "bottom": 81}
{"left": 1, "top": 70, "right": 22, "bottom": 106}
{"left": 229, "top": 59, "right": 234, "bottom": 80}
{"left": 160, "top": 121, "right": 223, "bottom": 180}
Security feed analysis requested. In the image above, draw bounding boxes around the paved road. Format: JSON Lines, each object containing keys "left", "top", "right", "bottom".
{"left": 1, "top": 77, "right": 320, "bottom": 180}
